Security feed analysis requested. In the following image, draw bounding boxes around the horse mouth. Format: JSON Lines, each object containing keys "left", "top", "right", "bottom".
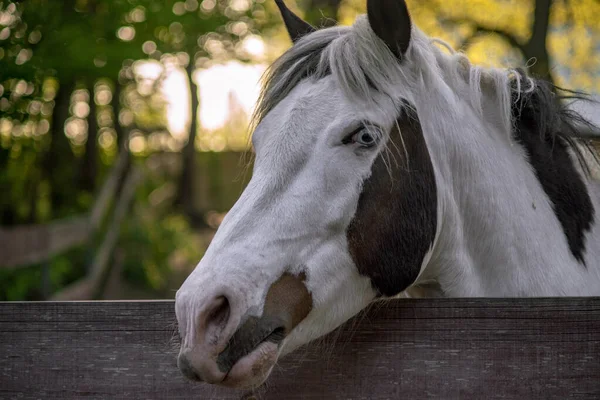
{"left": 215, "top": 319, "right": 287, "bottom": 388}
{"left": 177, "top": 272, "right": 312, "bottom": 388}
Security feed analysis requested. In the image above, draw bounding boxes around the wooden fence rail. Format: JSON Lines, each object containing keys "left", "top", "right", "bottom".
{"left": 1, "top": 298, "right": 599, "bottom": 399}
{"left": 0, "top": 216, "right": 91, "bottom": 269}
{"left": 50, "top": 167, "right": 143, "bottom": 301}
{"left": 0, "top": 148, "right": 130, "bottom": 269}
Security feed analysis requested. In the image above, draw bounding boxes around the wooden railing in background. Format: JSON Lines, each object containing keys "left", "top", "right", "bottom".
{"left": 0, "top": 148, "right": 141, "bottom": 300}
{"left": 50, "top": 167, "right": 143, "bottom": 300}
{"left": 0, "top": 149, "right": 131, "bottom": 269}
{"left": 0, "top": 216, "right": 91, "bottom": 269}
{"left": 0, "top": 298, "right": 598, "bottom": 399}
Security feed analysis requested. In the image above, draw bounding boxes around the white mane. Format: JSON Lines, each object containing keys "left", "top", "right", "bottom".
{"left": 254, "top": 15, "right": 534, "bottom": 140}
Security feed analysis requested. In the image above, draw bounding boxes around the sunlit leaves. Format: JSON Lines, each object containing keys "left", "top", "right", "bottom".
{"left": 201, "top": 0, "right": 217, "bottom": 13}
{"left": 95, "top": 82, "right": 113, "bottom": 106}
{"left": 0, "top": 27, "right": 10, "bottom": 40}
{"left": 548, "top": 0, "right": 600, "bottom": 91}
{"left": 337, "top": 0, "right": 599, "bottom": 93}
{"left": 117, "top": 26, "right": 136, "bottom": 41}
{"left": 142, "top": 40, "right": 158, "bottom": 55}
{"left": 173, "top": 2, "right": 187, "bottom": 16}
{"left": 127, "top": 6, "right": 147, "bottom": 23}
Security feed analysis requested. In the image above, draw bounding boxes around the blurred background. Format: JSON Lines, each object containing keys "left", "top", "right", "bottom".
{"left": 0, "top": 0, "right": 598, "bottom": 301}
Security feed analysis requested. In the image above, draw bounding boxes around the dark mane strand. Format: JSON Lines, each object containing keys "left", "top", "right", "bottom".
{"left": 510, "top": 74, "right": 597, "bottom": 264}
{"left": 511, "top": 73, "right": 600, "bottom": 176}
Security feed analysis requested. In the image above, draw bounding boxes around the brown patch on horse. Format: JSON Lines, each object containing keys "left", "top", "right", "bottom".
{"left": 347, "top": 106, "right": 437, "bottom": 296}
{"left": 263, "top": 272, "right": 313, "bottom": 330}
{"left": 216, "top": 273, "right": 312, "bottom": 372}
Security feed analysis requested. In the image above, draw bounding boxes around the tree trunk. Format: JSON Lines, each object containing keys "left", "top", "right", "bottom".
{"left": 452, "top": 0, "right": 555, "bottom": 85}
{"left": 0, "top": 146, "right": 14, "bottom": 225}
{"left": 80, "top": 82, "right": 98, "bottom": 192}
{"left": 25, "top": 174, "right": 39, "bottom": 224}
{"left": 45, "top": 80, "right": 75, "bottom": 218}
{"left": 175, "top": 61, "right": 199, "bottom": 215}
{"left": 112, "top": 82, "right": 125, "bottom": 150}
{"left": 524, "top": 0, "right": 553, "bottom": 83}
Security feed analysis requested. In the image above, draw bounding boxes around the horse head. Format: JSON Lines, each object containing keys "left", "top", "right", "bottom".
{"left": 175, "top": 0, "right": 600, "bottom": 389}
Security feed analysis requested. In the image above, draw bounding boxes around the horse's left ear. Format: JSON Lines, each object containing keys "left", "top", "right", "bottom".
{"left": 275, "top": 0, "right": 316, "bottom": 43}
{"left": 366, "top": 0, "right": 412, "bottom": 59}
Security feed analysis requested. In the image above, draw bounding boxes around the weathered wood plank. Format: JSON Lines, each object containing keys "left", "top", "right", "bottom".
{"left": 1, "top": 299, "right": 599, "bottom": 400}
{"left": 0, "top": 217, "right": 90, "bottom": 269}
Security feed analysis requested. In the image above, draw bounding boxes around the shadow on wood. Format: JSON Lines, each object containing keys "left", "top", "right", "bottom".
{"left": 0, "top": 298, "right": 599, "bottom": 399}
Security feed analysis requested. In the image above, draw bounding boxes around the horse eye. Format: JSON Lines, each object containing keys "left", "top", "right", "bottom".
{"left": 342, "top": 124, "right": 380, "bottom": 147}
{"left": 356, "top": 131, "right": 374, "bottom": 145}
{"left": 351, "top": 129, "right": 378, "bottom": 148}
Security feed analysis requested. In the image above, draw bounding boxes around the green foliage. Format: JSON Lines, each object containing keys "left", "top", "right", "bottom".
{"left": 0, "top": 0, "right": 146, "bottom": 82}
{"left": 0, "top": 0, "right": 271, "bottom": 299}
{"left": 0, "top": 246, "right": 88, "bottom": 301}
{"left": 121, "top": 210, "right": 203, "bottom": 292}
{"left": 119, "top": 163, "right": 204, "bottom": 292}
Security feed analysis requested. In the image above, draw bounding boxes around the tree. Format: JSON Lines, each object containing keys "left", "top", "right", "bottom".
{"left": 0, "top": 0, "right": 151, "bottom": 218}
{"left": 131, "top": 0, "right": 271, "bottom": 217}
{"left": 440, "top": 0, "right": 554, "bottom": 83}
{"left": 337, "top": 0, "right": 600, "bottom": 92}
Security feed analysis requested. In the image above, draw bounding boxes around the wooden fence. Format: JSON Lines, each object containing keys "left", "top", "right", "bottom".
{"left": 0, "top": 149, "right": 131, "bottom": 270}
{"left": 0, "top": 148, "right": 145, "bottom": 300}
{"left": 1, "top": 298, "right": 599, "bottom": 399}
{"left": 0, "top": 152, "right": 128, "bottom": 268}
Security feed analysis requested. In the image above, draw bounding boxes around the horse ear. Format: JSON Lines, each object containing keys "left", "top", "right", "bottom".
{"left": 275, "top": 0, "right": 316, "bottom": 43}
{"left": 366, "top": 0, "right": 412, "bottom": 59}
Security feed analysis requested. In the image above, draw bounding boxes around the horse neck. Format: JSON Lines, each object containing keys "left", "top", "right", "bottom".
{"left": 414, "top": 98, "right": 600, "bottom": 297}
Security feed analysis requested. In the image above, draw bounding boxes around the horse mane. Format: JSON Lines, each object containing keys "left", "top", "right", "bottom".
{"left": 511, "top": 77, "right": 600, "bottom": 175}
{"left": 252, "top": 15, "right": 599, "bottom": 174}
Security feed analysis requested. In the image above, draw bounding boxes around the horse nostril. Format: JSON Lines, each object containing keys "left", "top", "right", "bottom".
{"left": 178, "top": 353, "right": 203, "bottom": 382}
{"left": 175, "top": 293, "right": 236, "bottom": 384}
{"left": 205, "top": 295, "right": 230, "bottom": 330}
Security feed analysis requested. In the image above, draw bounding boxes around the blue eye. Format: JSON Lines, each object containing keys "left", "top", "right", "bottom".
{"left": 342, "top": 124, "right": 381, "bottom": 148}
{"left": 353, "top": 130, "right": 375, "bottom": 146}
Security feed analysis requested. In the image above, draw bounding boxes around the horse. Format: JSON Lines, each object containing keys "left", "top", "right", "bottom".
{"left": 174, "top": 0, "right": 600, "bottom": 389}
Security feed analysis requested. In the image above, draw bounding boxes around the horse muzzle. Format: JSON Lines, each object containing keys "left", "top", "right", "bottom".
{"left": 176, "top": 273, "right": 313, "bottom": 389}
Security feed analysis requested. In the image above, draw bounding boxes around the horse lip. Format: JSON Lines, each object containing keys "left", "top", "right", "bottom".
{"left": 218, "top": 340, "right": 280, "bottom": 389}
{"left": 214, "top": 272, "right": 312, "bottom": 377}
{"left": 216, "top": 316, "right": 287, "bottom": 374}
{"left": 264, "top": 326, "right": 286, "bottom": 345}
